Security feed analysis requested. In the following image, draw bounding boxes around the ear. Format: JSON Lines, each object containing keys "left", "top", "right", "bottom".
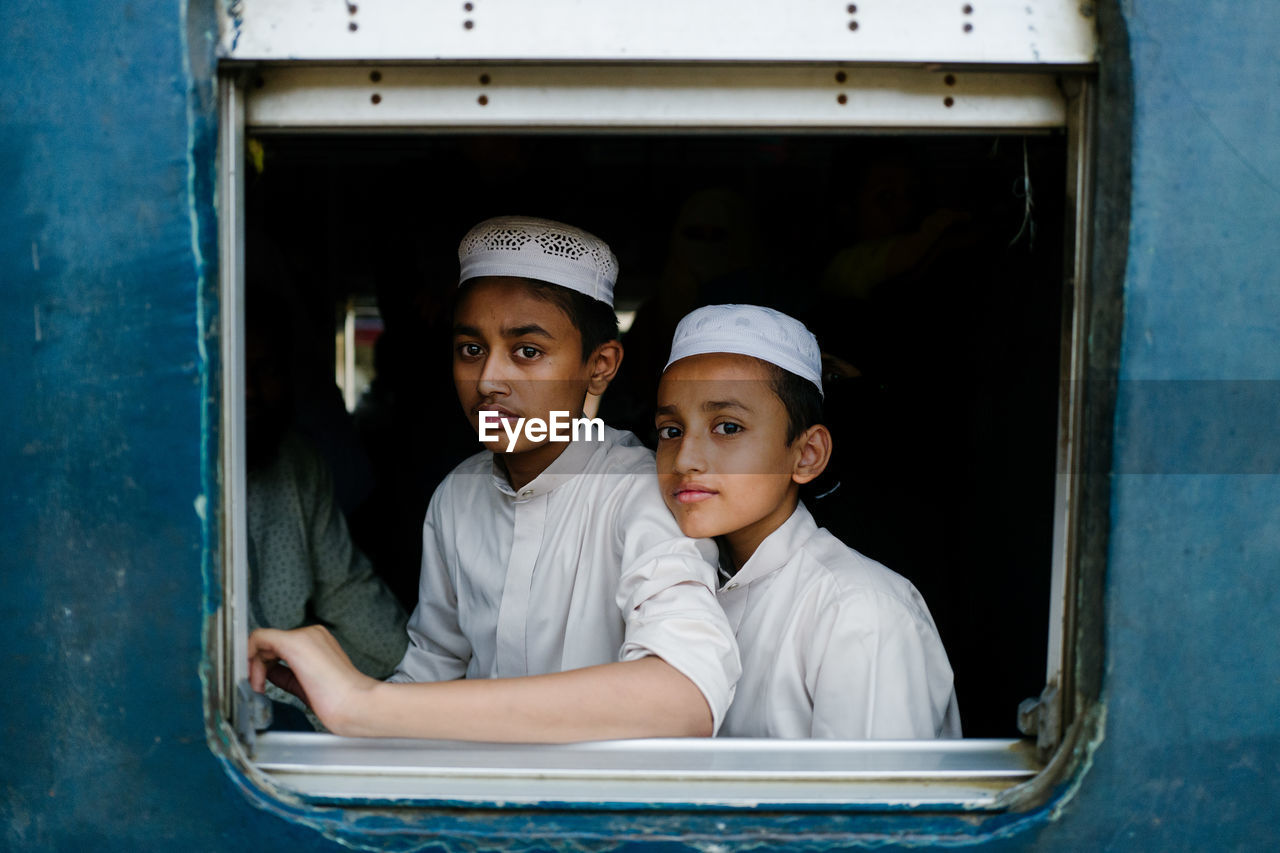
{"left": 791, "top": 424, "right": 832, "bottom": 485}
{"left": 586, "top": 339, "right": 624, "bottom": 396}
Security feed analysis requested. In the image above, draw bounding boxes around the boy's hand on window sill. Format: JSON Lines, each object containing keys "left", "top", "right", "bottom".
{"left": 248, "top": 625, "right": 379, "bottom": 736}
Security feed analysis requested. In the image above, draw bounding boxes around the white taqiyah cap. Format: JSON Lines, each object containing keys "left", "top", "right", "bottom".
{"left": 664, "top": 304, "right": 824, "bottom": 397}
{"left": 458, "top": 216, "right": 619, "bottom": 307}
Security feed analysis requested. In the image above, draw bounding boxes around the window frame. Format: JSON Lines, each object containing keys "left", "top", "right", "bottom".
{"left": 210, "top": 61, "right": 1101, "bottom": 815}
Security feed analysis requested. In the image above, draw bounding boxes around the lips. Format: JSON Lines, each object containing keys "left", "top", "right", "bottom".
{"left": 476, "top": 404, "right": 520, "bottom": 422}
{"left": 672, "top": 483, "right": 718, "bottom": 504}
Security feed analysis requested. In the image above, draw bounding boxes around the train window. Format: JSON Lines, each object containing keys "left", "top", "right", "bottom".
{"left": 211, "top": 63, "right": 1097, "bottom": 812}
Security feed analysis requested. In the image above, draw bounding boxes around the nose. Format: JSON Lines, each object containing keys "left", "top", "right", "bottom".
{"left": 672, "top": 432, "right": 707, "bottom": 475}
{"left": 476, "top": 353, "right": 511, "bottom": 398}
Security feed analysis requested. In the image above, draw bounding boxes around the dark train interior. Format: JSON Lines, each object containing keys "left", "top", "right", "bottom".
{"left": 244, "top": 131, "right": 1067, "bottom": 738}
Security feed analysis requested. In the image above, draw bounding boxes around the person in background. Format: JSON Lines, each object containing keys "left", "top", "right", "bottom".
{"left": 245, "top": 303, "right": 408, "bottom": 724}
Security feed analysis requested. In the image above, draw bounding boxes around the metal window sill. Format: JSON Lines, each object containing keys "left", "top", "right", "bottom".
{"left": 253, "top": 733, "right": 1039, "bottom": 809}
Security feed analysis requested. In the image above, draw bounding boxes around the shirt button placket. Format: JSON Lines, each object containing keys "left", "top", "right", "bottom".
{"left": 719, "top": 582, "right": 748, "bottom": 632}
{"left": 493, "top": 489, "right": 544, "bottom": 677}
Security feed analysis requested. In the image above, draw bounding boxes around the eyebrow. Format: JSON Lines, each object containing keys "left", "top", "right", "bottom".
{"left": 654, "top": 399, "right": 752, "bottom": 418}
{"left": 703, "top": 399, "right": 752, "bottom": 414}
{"left": 505, "top": 323, "right": 555, "bottom": 339}
{"left": 451, "top": 323, "right": 556, "bottom": 340}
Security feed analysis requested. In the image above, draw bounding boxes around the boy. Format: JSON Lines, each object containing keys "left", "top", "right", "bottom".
{"left": 249, "top": 216, "right": 739, "bottom": 742}
{"left": 654, "top": 304, "right": 960, "bottom": 738}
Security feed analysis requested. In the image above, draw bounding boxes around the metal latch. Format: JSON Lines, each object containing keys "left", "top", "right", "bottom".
{"left": 1018, "top": 681, "right": 1061, "bottom": 760}
{"left": 235, "top": 678, "right": 273, "bottom": 751}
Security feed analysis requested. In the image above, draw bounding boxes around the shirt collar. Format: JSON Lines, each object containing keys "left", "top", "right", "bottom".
{"left": 489, "top": 433, "right": 601, "bottom": 501}
{"left": 720, "top": 501, "right": 818, "bottom": 589}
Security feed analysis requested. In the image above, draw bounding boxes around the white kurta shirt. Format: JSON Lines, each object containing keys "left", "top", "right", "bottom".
{"left": 717, "top": 503, "right": 961, "bottom": 739}
{"left": 391, "top": 426, "right": 741, "bottom": 732}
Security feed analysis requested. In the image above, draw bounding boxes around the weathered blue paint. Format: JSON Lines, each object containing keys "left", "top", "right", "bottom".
{"left": 1, "top": 0, "right": 1276, "bottom": 849}
{"left": 1046, "top": 1, "right": 1280, "bottom": 848}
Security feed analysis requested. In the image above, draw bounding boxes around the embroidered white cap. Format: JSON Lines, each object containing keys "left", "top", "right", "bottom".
{"left": 458, "top": 216, "right": 619, "bottom": 307}
{"left": 664, "top": 304, "right": 824, "bottom": 397}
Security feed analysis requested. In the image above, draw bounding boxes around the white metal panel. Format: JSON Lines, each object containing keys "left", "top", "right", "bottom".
{"left": 1039, "top": 78, "right": 1095, "bottom": 749}
{"left": 220, "top": 0, "right": 1096, "bottom": 65}
{"left": 254, "top": 733, "right": 1038, "bottom": 806}
{"left": 218, "top": 77, "right": 250, "bottom": 716}
{"left": 245, "top": 65, "right": 1066, "bottom": 131}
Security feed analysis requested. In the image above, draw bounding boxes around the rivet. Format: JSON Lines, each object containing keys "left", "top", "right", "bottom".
{"left": 479, "top": 73, "right": 491, "bottom": 85}
{"left": 253, "top": 76, "right": 265, "bottom": 89}
{"left": 963, "top": 22, "right": 973, "bottom": 32}
{"left": 477, "top": 94, "right": 489, "bottom": 106}
{"left": 370, "top": 70, "right": 382, "bottom": 83}
{"left": 963, "top": 3, "right": 974, "bottom": 12}
{"left": 848, "top": 20, "right": 859, "bottom": 30}
{"left": 463, "top": 19, "right": 474, "bottom": 29}
{"left": 371, "top": 93, "right": 381, "bottom": 104}
{"left": 464, "top": 1, "right": 474, "bottom": 9}
{"left": 847, "top": 3, "right": 857, "bottom": 12}
{"left": 944, "top": 96, "right": 955, "bottom": 107}
{"left": 945, "top": 73, "right": 956, "bottom": 86}
{"left": 837, "top": 93, "right": 848, "bottom": 105}
{"left": 348, "top": 21, "right": 358, "bottom": 31}
{"left": 835, "top": 71, "right": 847, "bottom": 83}
{"left": 347, "top": 2, "right": 357, "bottom": 13}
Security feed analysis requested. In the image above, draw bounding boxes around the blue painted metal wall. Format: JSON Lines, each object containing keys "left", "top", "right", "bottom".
{"left": 1, "top": 0, "right": 1275, "bottom": 849}
{"left": 1047, "top": 0, "right": 1280, "bottom": 847}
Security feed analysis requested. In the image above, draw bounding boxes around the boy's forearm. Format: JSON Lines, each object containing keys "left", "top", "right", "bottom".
{"left": 335, "top": 657, "right": 712, "bottom": 741}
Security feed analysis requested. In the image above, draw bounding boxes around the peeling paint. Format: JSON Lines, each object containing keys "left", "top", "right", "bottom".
{"left": 1048, "top": 705, "right": 1108, "bottom": 823}
{"left": 225, "top": 0, "right": 244, "bottom": 54}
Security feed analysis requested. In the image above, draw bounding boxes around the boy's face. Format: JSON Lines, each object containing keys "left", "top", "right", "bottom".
{"left": 452, "top": 276, "right": 597, "bottom": 459}
{"left": 655, "top": 353, "right": 803, "bottom": 561}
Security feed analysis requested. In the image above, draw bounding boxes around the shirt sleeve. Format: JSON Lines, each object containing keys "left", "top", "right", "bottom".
{"left": 301, "top": 443, "right": 409, "bottom": 681}
{"left": 389, "top": 480, "right": 473, "bottom": 683}
{"left": 807, "top": 589, "right": 961, "bottom": 739}
{"left": 610, "top": 472, "right": 742, "bottom": 734}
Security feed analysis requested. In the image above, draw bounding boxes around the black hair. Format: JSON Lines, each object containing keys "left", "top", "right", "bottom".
{"left": 765, "top": 362, "right": 824, "bottom": 445}
{"left": 456, "top": 277, "right": 618, "bottom": 362}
